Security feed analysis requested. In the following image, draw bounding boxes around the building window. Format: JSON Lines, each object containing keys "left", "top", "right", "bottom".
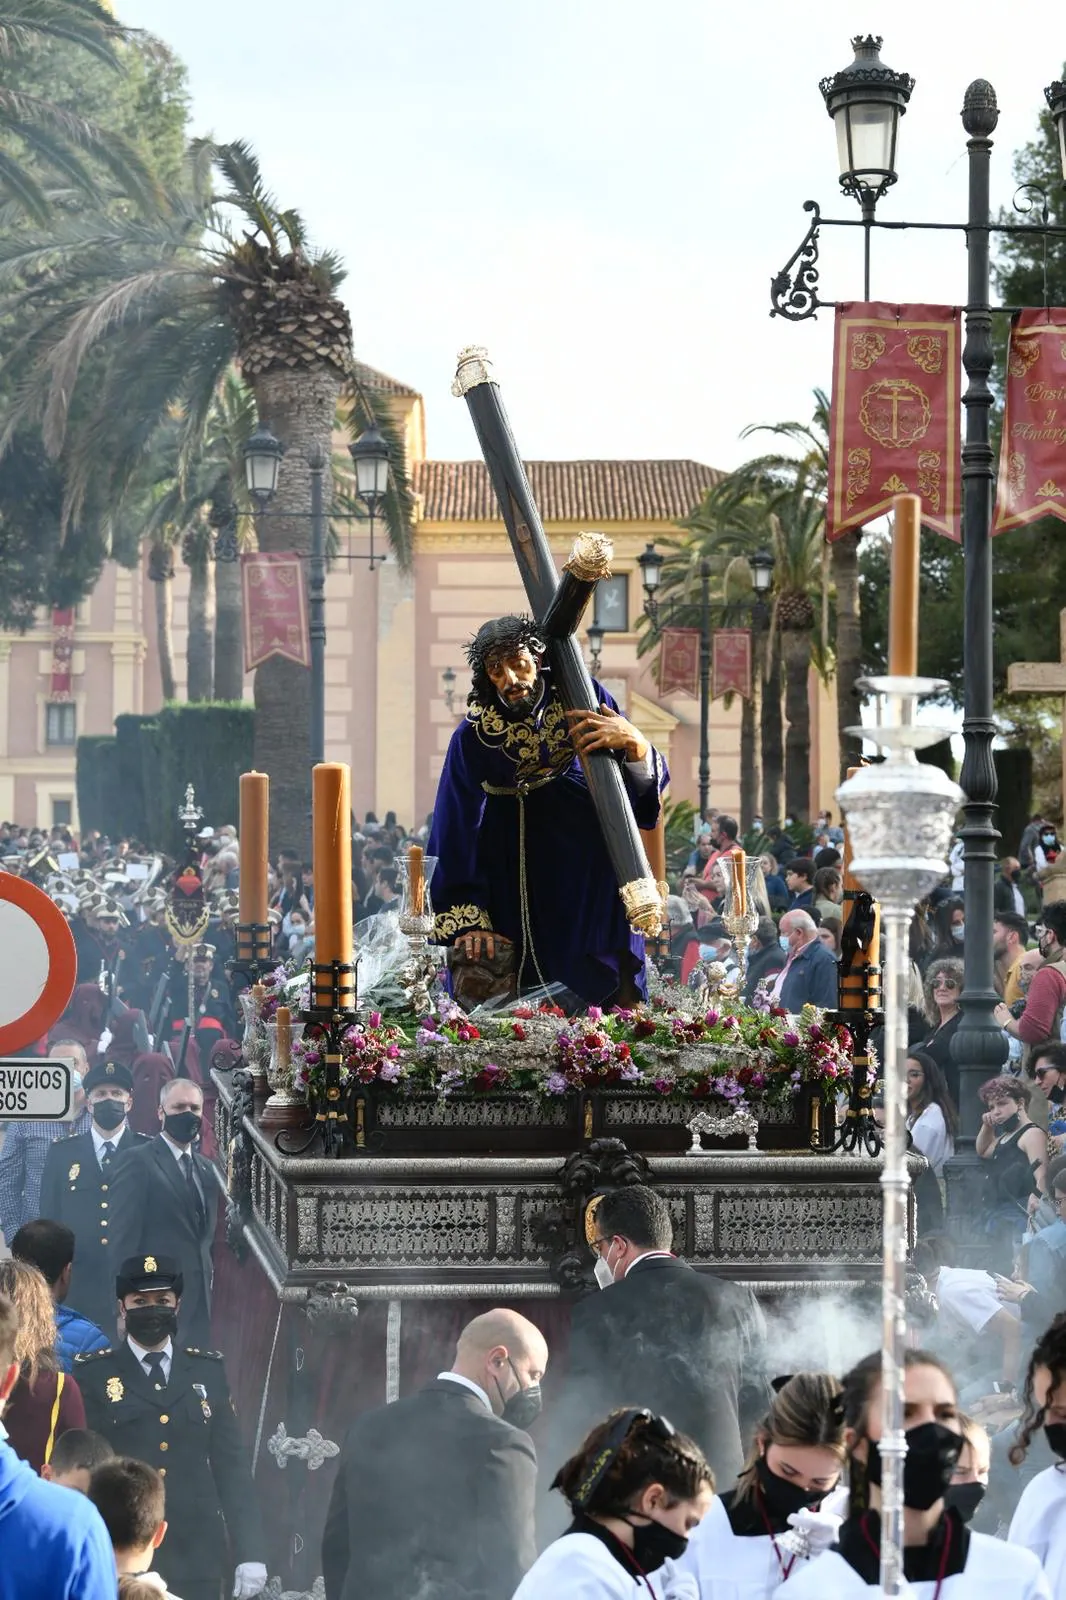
{"left": 45, "top": 702, "right": 76, "bottom": 746}
{"left": 52, "top": 798, "right": 72, "bottom": 827}
{"left": 594, "top": 574, "right": 630, "bottom": 632}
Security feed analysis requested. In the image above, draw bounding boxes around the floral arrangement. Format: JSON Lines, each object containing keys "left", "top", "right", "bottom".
{"left": 283, "top": 992, "right": 853, "bottom": 1114}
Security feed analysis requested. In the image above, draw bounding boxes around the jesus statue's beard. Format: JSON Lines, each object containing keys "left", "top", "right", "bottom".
{"left": 495, "top": 675, "right": 544, "bottom": 723}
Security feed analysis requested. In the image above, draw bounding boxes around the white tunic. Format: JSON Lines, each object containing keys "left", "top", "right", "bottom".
{"left": 1009, "top": 1462, "right": 1066, "bottom": 1592}
{"left": 906, "top": 1104, "right": 953, "bottom": 1175}
{"left": 771, "top": 1531, "right": 1051, "bottom": 1598}
{"left": 510, "top": 1532, "right": 666, "bottom": 1600}
{"left": 675, "top": 1494, "right": 827, "bottom": 1597}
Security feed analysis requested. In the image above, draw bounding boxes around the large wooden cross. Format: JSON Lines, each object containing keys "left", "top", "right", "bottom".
{"left": 1007, "top": 607, "right": 1066, "bottom": 812}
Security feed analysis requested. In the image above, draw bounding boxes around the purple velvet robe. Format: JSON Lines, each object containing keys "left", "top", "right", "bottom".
{"left": 427, "top": 677, "right": 668, "bottom": 1006}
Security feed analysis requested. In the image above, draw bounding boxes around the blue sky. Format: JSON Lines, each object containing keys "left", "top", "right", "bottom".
{"left": 121, "top": 1, "right": 1059, "bottom": 470}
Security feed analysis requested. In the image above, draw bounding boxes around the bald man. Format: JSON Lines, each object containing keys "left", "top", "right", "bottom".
{"left": 322, "top": 1309, "right": 547, "bottom": 1600}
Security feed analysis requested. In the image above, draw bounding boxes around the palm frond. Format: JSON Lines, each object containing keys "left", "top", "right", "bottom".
{"left": 0, "top": 0, "right": 128, "bottom": 67}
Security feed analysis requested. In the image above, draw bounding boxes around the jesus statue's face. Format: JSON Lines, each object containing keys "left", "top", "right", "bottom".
{"left": 485, "top": 646, "right": 540, "bottom": 716}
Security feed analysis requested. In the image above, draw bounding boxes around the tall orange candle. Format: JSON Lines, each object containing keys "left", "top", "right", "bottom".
{"left": 312, "top": 762, "right": 353, "bottom": 1006}
{"left": 889, "top": 494, "right": 921, "bottom": 677}
{"left": 238, "top": 772, "right": 269, "bottom": 936}
{"left": 408, "top": 843, "right": 424, "bottom": 916}
{"left": 731, "top": 847, "right": 747, "bottom": 917}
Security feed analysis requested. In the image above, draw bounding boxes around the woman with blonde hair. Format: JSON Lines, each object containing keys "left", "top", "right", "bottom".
{"left": 678, "top": 1372, "right": 846, "bottom": 1595}
{"left": 0, "top": 1258, "right": 85, "bottom": 1471}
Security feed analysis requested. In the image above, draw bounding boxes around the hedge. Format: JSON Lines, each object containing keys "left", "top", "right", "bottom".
{"left": 76, "top": 704, "right": 253, "bottom": 852}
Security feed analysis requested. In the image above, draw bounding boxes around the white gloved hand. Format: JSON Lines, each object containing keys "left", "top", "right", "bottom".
{"left": 232, "top": 1562, "right": 269, "bottom": 1599}
{"left": 658, "top": 1566, "right": 699, "bottom": 1600}
{"left": 784, "top": 1506, "right": 842, "bottom": 1557}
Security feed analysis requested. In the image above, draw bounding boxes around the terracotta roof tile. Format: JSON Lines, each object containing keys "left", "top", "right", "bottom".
{"left": 413, "top": 459, "right": 720, "bottom": 523}
{"left": 351, "top": 360, "right": 420, "bottom": 398}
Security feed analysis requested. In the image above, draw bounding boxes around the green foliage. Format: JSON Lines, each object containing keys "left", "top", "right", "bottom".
{"left": 662, "top": 797, "right": 699, "bottom": 874}
{"left": 74, "top": 732, "right": 115, "bottom": 834}
{"left": 76, "top": 704, "right": 253, "bottom": 851}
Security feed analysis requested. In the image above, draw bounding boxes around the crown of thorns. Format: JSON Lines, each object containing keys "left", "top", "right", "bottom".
{"left": 465, "top": 615, "right": 546, "bottom": 679}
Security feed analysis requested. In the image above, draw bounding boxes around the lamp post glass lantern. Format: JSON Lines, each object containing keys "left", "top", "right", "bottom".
{"left": 587, "top": 622, "right": 604, "bottom": 674}
{"left": 637, "top": 541, "right": 664, "bottom": 610}
{"left": 243, "top": 424, "right": 283, "bottom": 505}
{"left": 1045, "top": 80, "right": 1066, "bottom": 180}
{"left": 348, "top": 423, "right": 392, "bottom": 570}
{"left": 750, "top": 548, "right": 774, "bottom": 595}
{"left": 442, "top": 665, "right": 457, "bottom": 715}
{"left": 820, "top": 34, "right": 913, "bottom": 206}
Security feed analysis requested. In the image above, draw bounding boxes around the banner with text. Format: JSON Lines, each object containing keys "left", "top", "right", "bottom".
{"left": 994, "top": 309, "right": 1066, "bottom": 533}
{"left": 712, "top": 629, "right": 752, "bottom": 700}
{"left": 827, "top": 302, "right": 961, "bottom": 542}
{"left": 241, "top": 552, "right": 310, "bottom": 673}
{"left": 658, "top": 627, "right": 700, "bottom": 696}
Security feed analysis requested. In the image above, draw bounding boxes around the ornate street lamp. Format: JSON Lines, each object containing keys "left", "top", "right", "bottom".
{"left": 587, "top": 622, "right": 604, "bottom": 674}
{"left": 637, "top": 541, "right": 665, "bottom": 620}
{"left": 442, "top": 665, "right": 457, "bottom": 715}
{"left": 243, "top": 424, "right": 283, "bottom": 505}
{"left": 821, "top": 34, "right": 913, "bottom": 209}
{"left": 349, "top": 422, "right": 392, "bottom": 571}
{"left": 750, "top": 548, "right": 774, "bottom": 595}
{"left": 1045, "top": 78, "right": 1066, "bottom": 180}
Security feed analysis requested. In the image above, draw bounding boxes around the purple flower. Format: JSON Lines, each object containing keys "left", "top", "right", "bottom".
{"left": 369, "top": 1011, "right": 382, "bottom": 1028}
{"left": 378, "top": 1060, "right": 402, "bottom": 1083}
{"left": 808, "top": 1023, "right": 824, "bottom": 1041}
{"left": 416, "top": 1027, "right": 445, "bottom": 1046}
{"left": 704, "top": 1008, "right": 721, "bottom": 1026}
{"left": 782, "top": 1030, "right": 800, "bottom": 1048}
{"left": 587, "top": 1005, "right": 603, "bottom": 1021}
{"left": 545, "top": 1072, "right": 569, "bottom": 1095}
{"left": 386, "top": 1043, "right": 400, "bottom": 1059}
{"left": 720, "top": 1015, "right": 738, "bottom": 1030}
{"left": 620, "top": 1062, "right": 642, "bottom": 1082}
{"left": 653, "top": 1077, "right": 672, "bottom": 1095}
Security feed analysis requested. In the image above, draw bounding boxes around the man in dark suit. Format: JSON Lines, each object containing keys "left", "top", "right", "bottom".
{"left": 322, "top": 1307, "right": 547, "bottom": 1600}
{"left": 107, "top": 1079, "right": 217, "bottom": 1350}
{"left": 39, "top": 1059, "right": 149, "bottom": 1337}
{"left": 77, "top": 1255, "right": 266, "bottom": 1600}
{"left": 557, "top": 1184, "right": 766, "bottom": 1494}
{"left": 776, "top": 909, "right": 839, "bottom": 1012}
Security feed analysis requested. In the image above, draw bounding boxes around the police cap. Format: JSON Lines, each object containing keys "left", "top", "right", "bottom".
{"left": 115, "top": 1254, "right": 184, "bottom": 1300}
{"left": 83, "top": 1059, "right": 134, "bottom": 1095}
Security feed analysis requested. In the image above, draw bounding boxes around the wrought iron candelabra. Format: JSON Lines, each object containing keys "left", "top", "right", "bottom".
{"left": 836, "top": 673, "right": 962, "bottom": 1599}
{"left": 276, "top": 959, "right": 360, "bottom": 1158}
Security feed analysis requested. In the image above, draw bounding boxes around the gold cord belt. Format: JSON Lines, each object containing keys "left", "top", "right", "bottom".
{"left": 481, "top": 777, "right": 552, "bottom": 992}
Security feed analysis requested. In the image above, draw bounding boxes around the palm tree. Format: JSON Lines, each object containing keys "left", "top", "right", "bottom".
{"left": 181, "top": 517, "right": 214, "bottom": 701}
{"left": 146, "top": 533, "right": 176, "bottom": 703}
{"left": 0, "top": 138, "right": 412, "bottom": 852}
{"left": 729, "top": 391, "right": 864, "bottom": 780}
{"left": 0, "top": 0, "right": 159, "bottom": 221}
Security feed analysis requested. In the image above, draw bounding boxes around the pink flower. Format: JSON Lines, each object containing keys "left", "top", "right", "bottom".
{"left": 369, "top": 1011, "right": 382, "bottom": 1028}
{"left": 782, "top": 1030, "right": 800, "bottom": 1048}
{"left": 587, "top": 1005, "right": 603, "bottom": 1021}
{"left": 704, "top": 1009, "right": 720, "bottom": 1027}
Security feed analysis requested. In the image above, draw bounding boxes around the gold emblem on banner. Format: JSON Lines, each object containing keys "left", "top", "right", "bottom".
{"left": 845, "top": 448, "right": 871, "bottom": 509}
{"left": 68, "top": 1163, "right": 80, "bottom": 1181}
{"left": 1009, "top": 337, "right": 1041, "bottom": 379}
{"left": 880, "top": 473, "right": 909, "bottom": 494}
{"left": 1006, "top": 451, "right": 1026, "bottom": 503}
{"left": 1036, "top": 479, "right": 1064, "bottom": 500}
{"left": 918, "top": 451, "right": 942, "bottom": 511}
{"left": 860, "top": 378, "right": 931, "bottom": 449}
{"left": 850, "top": 331, "right": 885, "bottom": 370}
{"left": 106, "top": 1377, "right": 124, "bottom": 1403}
{"left": 907, "top": 333, "right": 943, "bottom": 375}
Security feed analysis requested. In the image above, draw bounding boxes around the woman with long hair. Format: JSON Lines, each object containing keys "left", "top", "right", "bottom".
{"left": 920, "top": 957, "right": 965, "bottom": 1107}
{"left": 930, "top": 897, "right": 966, "bottom": 961}
{"left": 0, "top": 1259, "right": 85, "bottom": 1472}
{"left": 906, "top": 1049, "right": 959, "bottom": 1236}
{"left": 1008, "top": 1312, "right": 1066, "bottom": 1588}
{"left": 779, "top": 1348, "right": 1049, "bottom": 1597}
{"left": 514, "top": 1408, "right": 713, "bottom": 1598}
{"left": 678, "top": 1372, "right": 845, "bottom": 1595}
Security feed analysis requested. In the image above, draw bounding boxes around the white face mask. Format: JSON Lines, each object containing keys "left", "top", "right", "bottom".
{"left": 594, "top": 1240, "right": 619, "bottom": 1290}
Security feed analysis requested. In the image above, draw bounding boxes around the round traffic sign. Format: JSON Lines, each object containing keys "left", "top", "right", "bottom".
{"left": 0, "top": 875, "right": 77, "bottom": 1055}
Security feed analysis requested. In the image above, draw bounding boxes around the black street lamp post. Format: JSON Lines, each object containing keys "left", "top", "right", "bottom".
{"left": 243, "top": 421, "right": 391, "bottom": 771}
{"left": 639, "top": 544, "right": 773, "bottom": 824}
{"left": 770, "top": 42, "right": 1066, "bottom": 1227}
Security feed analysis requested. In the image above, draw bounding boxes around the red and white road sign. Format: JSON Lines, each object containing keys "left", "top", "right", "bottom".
{"left": 0, "top": 874, "right": 77, "bottom": 1055}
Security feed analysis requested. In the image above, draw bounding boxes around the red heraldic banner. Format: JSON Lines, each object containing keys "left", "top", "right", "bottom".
{"left": 994, "top": 309, "right": 1066, "bottom": 532}
{"left": 827, "top": 302, "right": 961, "bottom": 542}
{"left": 50, "top": 608, "right": 75, "bottom": 698}
{"left": 241, "top": 552, "right": 310, "bottom": 673}
{"left": 659, "top": 627, "right": 700, "bottom": 696}
{"left": 711, "top": 629, "right": 752, "bottom": 700}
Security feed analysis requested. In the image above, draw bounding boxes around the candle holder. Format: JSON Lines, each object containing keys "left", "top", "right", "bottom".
{"left": 396, "top": 851, "right": 440, "bottom": 1017}
{"left": 836, "top": 672, "right": 963, "bottom": 1587}
{"left": 260, "top": 1017, "right": 307, "bottom": 1130}
{"left": 294, "top": 960, "right": 360, "bottom": 1158}
{"left": 721, "top": 858, "right": 762, "bottom": 996}
{"left": 238, "top": 989, "right": 270, "bottom": 1093}
{"left": 830, "top": 931, "right": 883, "bottom": 1156}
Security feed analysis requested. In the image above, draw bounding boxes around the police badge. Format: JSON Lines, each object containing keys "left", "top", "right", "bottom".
{"left": 68, "top": 1163, "right": 80, "bottom": 1181}
{"left": 193, "top": 1381, "right": 211, "bottom": 1419}
{"left": 106, "top": 1377, "right": 124, "bottom": 1403}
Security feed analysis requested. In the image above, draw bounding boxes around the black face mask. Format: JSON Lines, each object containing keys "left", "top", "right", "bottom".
{"left": 92, "top": 1099, "right": 126, "bottom": 1132}
{"left": 626, "top": 1517, "right": 689, "bottom": 1571}
{"left": 1045, "top": 1422, "right": 1066, "bottom": 1460}
{"left": 997, "top": 1112, "right": 1021, "bottom": 1134}
{"left": 866, "top": 1422, "right": 962, "bottom": 1511}
{"left": 124, "top": 1306, "right": 178, "bottom": 1347}
{"left": 944, "top": 1481, "right": 985, "bottom": 1523}
{"left": 163, "top": 1110, "right": 202, "bottom": 1145}
{"left": 756, "top": 1454, "right": 829, "bottom": 1519}
{"left": 494, "top": 1359, "right": 542, "bottom": 1430}
{"left": 1047, "top": 1083, "right": 1065, "bottom": 1107}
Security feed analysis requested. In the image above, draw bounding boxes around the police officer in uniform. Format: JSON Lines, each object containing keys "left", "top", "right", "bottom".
{"left": 39, "top": 1059, "right": 148, "bottom": 1337}
{"left": 77, "top": 1255, "right": 267, "bottom": 1600}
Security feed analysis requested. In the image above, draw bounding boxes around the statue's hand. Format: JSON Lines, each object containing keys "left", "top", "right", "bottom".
{"left": 565, "top": 704, "right": 648, "bottom": 762}
{"left": 455, "top": 930, "right": 511, "bottom": 963}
